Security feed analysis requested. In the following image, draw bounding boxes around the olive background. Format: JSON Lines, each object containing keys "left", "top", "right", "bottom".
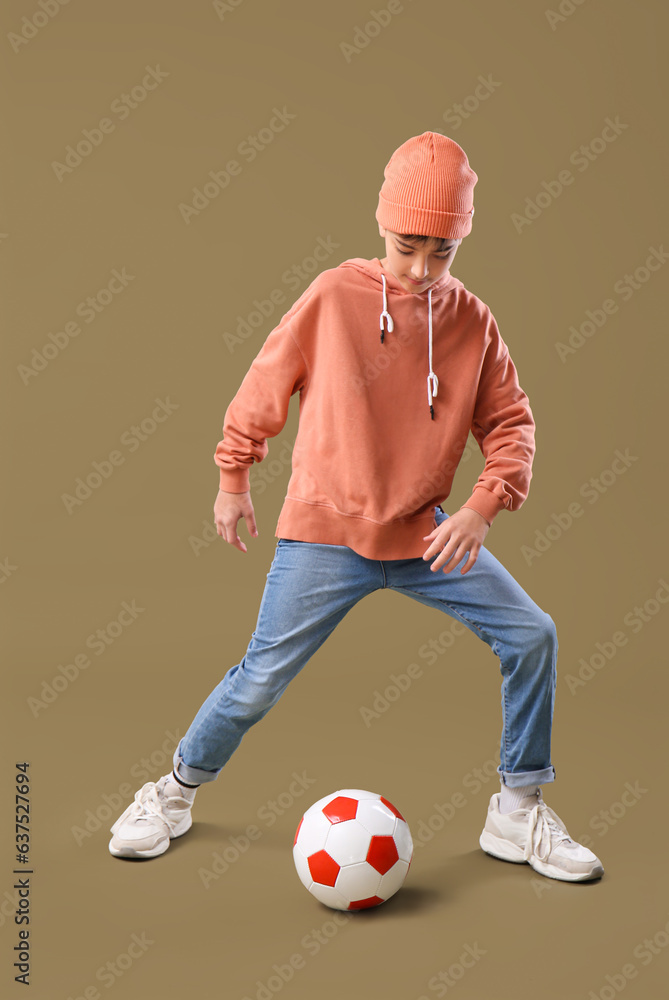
{"left": 2, "top": 1, "right": 667, "bottom": 998}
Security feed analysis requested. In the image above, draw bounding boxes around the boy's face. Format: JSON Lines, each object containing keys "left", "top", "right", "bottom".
{"left": 378, "top": 227, "right": 461, "bottom": 294}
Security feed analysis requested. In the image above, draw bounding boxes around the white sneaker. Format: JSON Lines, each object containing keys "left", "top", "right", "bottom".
{"left": 108, "top": 774, "right": 195, "bottom": 859}
{"left": 479, "top": 790, "right": 604, "bottom": 882}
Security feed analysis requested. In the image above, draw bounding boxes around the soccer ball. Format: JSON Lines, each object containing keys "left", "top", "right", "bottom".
{"left": 293, "top": 788, "right": 413, "bottom": 911}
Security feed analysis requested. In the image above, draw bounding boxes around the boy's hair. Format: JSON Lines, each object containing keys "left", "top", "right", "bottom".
{"left": 397, "top": 232, "right": 457, "bottom": 250}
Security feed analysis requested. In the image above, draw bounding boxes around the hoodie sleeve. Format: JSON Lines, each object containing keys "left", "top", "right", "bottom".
{"left": 459, "top": 314, "right": 536, "bottom": 526}
{"left": 214, "top": 305, "right": 310, "bottom": 494}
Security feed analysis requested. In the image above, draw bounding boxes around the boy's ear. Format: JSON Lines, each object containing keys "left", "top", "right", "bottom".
{"left": 378, "top": 224, "right": 386, "bottom": 238}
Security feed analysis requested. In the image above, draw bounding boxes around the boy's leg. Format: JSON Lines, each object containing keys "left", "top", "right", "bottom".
{"left": 384, "top": 507, "right": 556, "bottom": 788}
{"left": 173, "top": 537, "right": 382, "bottom": 784}
{"left": 384, "top": 507, "right": 603, "bottom": 881}
{"left": 110, "top": 538, "right": 381, "bottom": 858}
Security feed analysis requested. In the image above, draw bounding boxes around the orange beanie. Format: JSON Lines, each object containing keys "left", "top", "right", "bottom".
{"left": 375, "top": 131, "right": 478, "bottom": 240}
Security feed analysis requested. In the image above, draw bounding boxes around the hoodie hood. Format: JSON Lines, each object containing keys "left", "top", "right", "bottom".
{"left": 339, "top": 257, "right": 462, "bottom": 420}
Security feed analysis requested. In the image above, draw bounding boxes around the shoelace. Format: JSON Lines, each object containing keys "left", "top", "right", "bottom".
{"left": 120, "top": 781, "right": 184, "bottom": 834}
{"left": 524, "top": 800, "right": 573, "bottom": 863}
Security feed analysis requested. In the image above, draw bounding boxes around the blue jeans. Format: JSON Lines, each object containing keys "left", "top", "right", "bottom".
{"left": 173, "top": 507, "right": 557, "bottom": 789}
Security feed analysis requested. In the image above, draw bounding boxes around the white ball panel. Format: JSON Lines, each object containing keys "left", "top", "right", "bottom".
{"left": 325, "top": 820, "right": 371, "bottom": 866}
{"left": 307, "top": 882, "right": 350, "bottom": 911}
{"left": 292, "top": 845, "right": 313, "bottom": 890}
{"left": 335, "top": 862, "right": 382, "bottom": 903}
{"left": 377, "top": 858, "right": 410, "bottom": 900}
{"left": 295, "top": 809, "right": 332, "bottom": 855}
{"left": 355, "top": 797, "right": 397, "bottom": 836}
{"left": 393, "top": 819, "right": 414, "bottom": 863}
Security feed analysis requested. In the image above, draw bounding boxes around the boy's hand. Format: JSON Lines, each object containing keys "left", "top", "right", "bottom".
{"left": 422, "top": 508, "right": 490, "bottom": 576}
{"left": 214, "top": 489, "right": 259, "bottom": 554}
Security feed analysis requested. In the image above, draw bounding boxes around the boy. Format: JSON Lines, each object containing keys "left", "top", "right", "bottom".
{"left": 109, "top": 132, "right": 604, "bottom": 883}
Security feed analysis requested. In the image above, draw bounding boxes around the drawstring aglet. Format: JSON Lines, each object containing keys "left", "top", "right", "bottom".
{"left": 427, "top": 368, "right": 439, "bottom": 421}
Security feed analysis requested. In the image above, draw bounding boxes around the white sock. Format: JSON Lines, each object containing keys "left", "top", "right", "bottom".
{"left": 167, "top": 771, "right": 199, "bottom": 803}
{"left": 499, "top": 782, "right": 540, "bottom": 814}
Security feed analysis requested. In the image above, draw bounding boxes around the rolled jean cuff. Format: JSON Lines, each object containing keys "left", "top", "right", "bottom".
{"left": 173, "top": 742, "right": 220, "bottom": 785}
{"left": 497, "top": 764, "right": 556, "bottom": 787}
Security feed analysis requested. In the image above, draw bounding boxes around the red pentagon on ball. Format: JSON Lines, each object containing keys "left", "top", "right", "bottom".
{"left": 322, "top": 796, "right": 359, "bottom": 824}
{"left": 366, "top": 834, "right": 399, "bottom": 874}
{"left": 293, "top": 817, "right": 303, "bottom": 846}
{"left": 307, "top": 850, "right": 340, "bottom": 886}
{"left": 348, "top": 895, "right": 385, "bottom": 910}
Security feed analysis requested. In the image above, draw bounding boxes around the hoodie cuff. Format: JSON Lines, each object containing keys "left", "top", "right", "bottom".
{"left": 218, "top": 467, "right": 251, "bottom": 494}
{"left": 459, "top": 487, "right": 507, "bottom": 526}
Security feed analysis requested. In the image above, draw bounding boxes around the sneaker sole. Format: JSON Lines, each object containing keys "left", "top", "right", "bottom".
{"left": 479, "top": 830, "right": 526, "bottom": 864}
{"left": 108, "top": 837, "right": 171, "bottom": 859}
{"left": 528, "top": 856, "right": 604, "bottom": 882}
{"left": 108, "top": 814, "right": 192, "bottom": 859}
{"left": 479, "top": 831, "right": 604, "bottom": 882}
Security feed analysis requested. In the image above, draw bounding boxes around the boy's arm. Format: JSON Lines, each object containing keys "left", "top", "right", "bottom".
{"left": 459, "top": 320, "right": 536, "bottom": 527}
{"left": 215, "top": 322, "right": 308, "bottom": 493}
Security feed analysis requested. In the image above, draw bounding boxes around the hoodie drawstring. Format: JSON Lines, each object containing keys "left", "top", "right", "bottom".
{"left": 379, "top": 272, "right": 394, "bottom": 343}
{"left": 379, "top": 273, "right": 438, "bottom": 420}
{"left": 426, "top": 288, "right": 438, "bottom": 420}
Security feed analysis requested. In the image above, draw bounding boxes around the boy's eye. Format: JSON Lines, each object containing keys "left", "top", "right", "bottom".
{"left": 396, "top": 248, "right": 452, "bottom": 257}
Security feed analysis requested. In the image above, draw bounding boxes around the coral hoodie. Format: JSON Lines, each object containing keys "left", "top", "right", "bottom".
{"left": 215, "top": 256, "right": 536, "bottom": 560}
